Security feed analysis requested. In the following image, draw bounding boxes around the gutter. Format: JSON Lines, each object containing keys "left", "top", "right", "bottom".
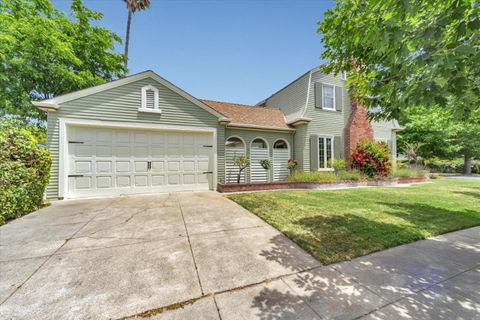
{"left": 33, "top": 101, "right": 59, "bottom": 112}
{"left": 226, "top": 122, "right": 295, "bottom": 132}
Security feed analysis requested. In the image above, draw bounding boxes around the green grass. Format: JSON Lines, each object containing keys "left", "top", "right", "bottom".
{"left": 394, "top": 168, "right": 429, "bottom": 178}
{"left": 227, "top": 179, "right": 480, "bottom": 264}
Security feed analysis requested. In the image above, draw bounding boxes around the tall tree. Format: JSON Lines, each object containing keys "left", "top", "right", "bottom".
{"left": 318, "top": 0, "right": 480, "bottom": 173}
{"left": 123, "top": 0, "right": 150, "bottom": 68}
{"left": 0, "top": 0, "right": 126, "bottom": 121}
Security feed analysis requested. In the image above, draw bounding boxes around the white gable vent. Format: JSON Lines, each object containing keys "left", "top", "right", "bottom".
{"left": 140, "top": 85, "right": 161, "bottom": 113}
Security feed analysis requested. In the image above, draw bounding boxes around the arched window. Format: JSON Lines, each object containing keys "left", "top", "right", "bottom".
{"left": 251, "top": 138, "right": 267, "bottom": 149}
{"left": 225, "top": 137, "right": 244, "bottom": 148}
{"left": 274, "top": 140, "right": 288, "bottom": 149}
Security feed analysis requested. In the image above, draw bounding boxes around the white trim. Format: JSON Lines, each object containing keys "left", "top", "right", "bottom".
{"left": 317, "top": 135, "right": 335, "bottom": 170}
{"left": 138, "top": 108, "right": 162, "bottom": 114}
{"left": 301, "top": 70, "right": 313, "bottom": 118}
{"left": 140, "top": 84, "right": 160, "bottom": 111}
{"left": 33, "top": 70, "right": 225, "bottom": 119}
{"left": 58, "top": 118, "right": 217, "bottom": 198}
{"left": 321, "top": 84, "right": 336, "bottom": 111}
{"left": 226, "top": 123, "right": 294, "bottom": 132}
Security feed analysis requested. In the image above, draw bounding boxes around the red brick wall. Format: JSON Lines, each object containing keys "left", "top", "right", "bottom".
{"left": 344, "top": 101, "right": 374, "bottom": 164}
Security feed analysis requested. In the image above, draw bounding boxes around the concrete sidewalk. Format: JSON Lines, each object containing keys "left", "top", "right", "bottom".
{"left": 153, "top": 227, "right": 480, "bottom": 320}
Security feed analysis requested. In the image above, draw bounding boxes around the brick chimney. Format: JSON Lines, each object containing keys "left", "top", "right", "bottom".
{"left": 344, "top": 101, "right": 374, "bottom": 164}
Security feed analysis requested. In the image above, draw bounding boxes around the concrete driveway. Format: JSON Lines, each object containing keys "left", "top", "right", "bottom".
{"left": 0, "top": 192, "right": 321, "bottom": 319}
{"left": 1, "top": 192, "right": 479, "bottom": 320}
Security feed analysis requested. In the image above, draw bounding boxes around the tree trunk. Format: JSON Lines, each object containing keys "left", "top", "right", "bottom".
{"left": 124, "top": 9, "right": 132, "bottom": 68}
{"left": 463, "top": 154, "right": 472, "bottom": 175}
{"left": 237, "top": 168, "right": 245, "bottom": 184}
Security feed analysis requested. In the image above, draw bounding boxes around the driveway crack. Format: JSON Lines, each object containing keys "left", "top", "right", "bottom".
{"left": 176, "top": 193, "right": 205, "bottom": 296}
{"left": 0, "top": 198, "right": 118, "bottom": 305}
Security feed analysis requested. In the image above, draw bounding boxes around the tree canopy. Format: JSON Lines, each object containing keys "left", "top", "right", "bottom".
{"left": 0, "top": 0, "right": 126, "bottom": 121}
{"left": 318, "top": 0, "right": 480, "bottom": 122}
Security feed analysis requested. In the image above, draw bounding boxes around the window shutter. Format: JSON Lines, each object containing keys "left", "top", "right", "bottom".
{"left": 335, "top": 86, "right": 342, "bottom": 111}
{"left": 334, "top": 136, "right": 343, "bottom": 159}
{"left": 310, "top": 135, "right": 319, "bottom": 171}
{"left": 146, "top": 90, "right": 155, "bottom": 109}
{"left": 314, "top": 83, "right": 323, "bottom": 109}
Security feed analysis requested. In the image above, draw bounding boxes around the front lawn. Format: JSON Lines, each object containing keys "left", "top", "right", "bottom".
{"left": 227, "top": 179, "right": 480, "bottom": 264}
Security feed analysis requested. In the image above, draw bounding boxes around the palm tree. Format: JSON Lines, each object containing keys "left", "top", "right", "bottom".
{"left": 123, "top": 0, "right": 151, "bottom": 68}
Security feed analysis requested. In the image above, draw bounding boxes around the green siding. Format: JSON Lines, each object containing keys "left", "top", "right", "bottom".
{"left": 225, "top": 128, "right": 294, "bottom": 182}
{"left": 45, "top": 77, "right": 224, "bottom": 199}
{"left": 265, "top": 72, "right": 310, "bottom": 121}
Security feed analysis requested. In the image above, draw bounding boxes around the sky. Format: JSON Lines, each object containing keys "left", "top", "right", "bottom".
{"left": 52, "top": 0, "right": 334, "bottom": 105}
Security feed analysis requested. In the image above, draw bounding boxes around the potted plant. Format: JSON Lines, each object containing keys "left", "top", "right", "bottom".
{"left": 287, "top": 159, "right": 298, "bottom": 174}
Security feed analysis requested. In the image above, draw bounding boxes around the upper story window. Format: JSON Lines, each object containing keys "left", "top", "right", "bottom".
{"left": 140, "top": 85, "right": 161, "bottom": 113}
{"left": 322, "top": 85, "right": 335, "bottom": 110}
{"left": 340, "top": 71, "right": 347, "bottom": 81}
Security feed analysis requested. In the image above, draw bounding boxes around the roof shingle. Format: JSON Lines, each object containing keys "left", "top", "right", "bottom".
{"left": 201, "top": 99, "right": 290, "bottom": 130}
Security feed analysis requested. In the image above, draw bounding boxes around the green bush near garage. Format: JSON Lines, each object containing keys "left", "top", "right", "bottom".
{"left": 0, "top": 119, "right": 51, "bottom": 225}
{"left": 425, "top": 158, "right": 480, "bottom": 174}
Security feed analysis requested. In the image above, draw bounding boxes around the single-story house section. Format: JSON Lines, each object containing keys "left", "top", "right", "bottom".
{"left": 34, "top": 67, "right": 401, "bottom": 199}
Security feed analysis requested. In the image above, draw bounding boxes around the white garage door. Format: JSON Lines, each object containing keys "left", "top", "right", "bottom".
{"left": 67, "top": 126, "right": 214, "bottom": 198}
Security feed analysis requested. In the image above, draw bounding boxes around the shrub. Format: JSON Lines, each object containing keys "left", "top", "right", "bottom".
{"left": 425, "top": 158, "right": 479, "bottom": 174}
{"left": 287, "top": 170, "right": 339, "bottom": 182}
{"left": 394, "top": 168, "right": 429, "bottom": 178}
{"left": 333, "top": 159, "right": 346, "bottom": 172}
{"left": 0, "top": 119, "right": 51, "bottom": 225}
{"left": 351, "top": 140, "right": 392, "bottom": 178}
{"left": 336, "top": 169, "right": 363, "bottom": 181}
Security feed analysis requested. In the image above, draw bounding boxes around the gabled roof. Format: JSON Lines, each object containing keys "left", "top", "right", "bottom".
{"left": 33, "top": 70, "right": 228, "bottom": 120}
{"left": 201, "top": 100, "right": 293, "bottom": 131}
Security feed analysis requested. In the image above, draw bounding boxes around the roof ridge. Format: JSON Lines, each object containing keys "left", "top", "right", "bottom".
{"left": 200, "top": 99, "right": 259, "bottom": 108}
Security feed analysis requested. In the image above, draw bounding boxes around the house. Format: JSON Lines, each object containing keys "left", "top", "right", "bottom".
{"left": 34, "top": 67, "right": 401, "bottom": 199}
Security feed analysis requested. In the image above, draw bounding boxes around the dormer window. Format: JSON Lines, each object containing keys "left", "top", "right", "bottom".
{"left": 139, "top": 85, "right": 161, "bottom": 113}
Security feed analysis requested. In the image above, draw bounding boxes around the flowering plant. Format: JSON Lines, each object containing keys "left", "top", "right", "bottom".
{"left": 351, "top": 140, "right": 391, "bottom": 178}
{"left": 287, "top": 159, "right": 299, "bottom": 173}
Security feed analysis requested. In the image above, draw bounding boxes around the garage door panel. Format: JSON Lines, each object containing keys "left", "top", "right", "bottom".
{"left": 116, "top": 131, "right": 130, "bottom": 143}
{"left": 134, "top": 132, "right": 148, "bottom": 143}
{"left": 74, "top": 176, "right": 92, "bottom": 190}
{"left": 151, "top": 175, "right": 165, "bottom": 186}
{"left": 96, "top": 130, "right": 113, "bottom": 143}
{"left": 183, "top": 174, "right": 196, "bottom": 184}
{"left": 167, "top": 174, "right": 181, "bottom": 185}
{"left": 116, "top": 176, "right": 131, "bottom": 188}
{"left": 167, "top": 161, "right": 181, "bottom": 171}
{"left": 198, "top": 173, "right": 208, "bottom": 183}
{"left": 135, "top": 175, "right": 148, "bottom": 187}
{"left": 75, "top": 161, "right": 91, "bottom": 173}
{"left": 96, "top": 146, "right": 112, "bottom": 157}
{"left": 134, "top": 146, "right": 148, "bottom": 157}
{"left": 151, "top": 146, "right": 164, "bottom": 157}
{"left": 151, "top": 161, "right": 164, "bottom": 172}
{"left": 116, "top": 161, "right": 130, "bottom": 173}
{"left": 96, "top": 176, "right": 113, "bottom": 188}
{"left": 67, "top": 126, "right": 213, "bottom": 198}
{"left": 96, "top": 161, "right": 112, "bottom": 173}
{"left": 183, "top": 160, "right": 195, "bottom": 172}
{"left": 116, "top": 146, "right": 131, "bottom": 157}
{"left": 134, "top": 161, "right": 148, "bottom": 172}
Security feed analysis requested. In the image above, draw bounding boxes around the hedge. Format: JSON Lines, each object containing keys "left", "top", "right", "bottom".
{"left": 425, "top": 158, "right": 480, "bottom": 174}
{"left": 0, "top": 119, "right": 51, "bottom": 225}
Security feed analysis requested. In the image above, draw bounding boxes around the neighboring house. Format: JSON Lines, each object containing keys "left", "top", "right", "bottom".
{"left": 34, "top": 67, "right": 400, "bottom": 199}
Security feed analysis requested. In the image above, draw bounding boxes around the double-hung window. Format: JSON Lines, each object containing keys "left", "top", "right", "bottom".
{"left": 318, "top": 137, "right": 333, "bottom": 169}
{"left": 322, "top": 85, "right": 335, "bottom": 110}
